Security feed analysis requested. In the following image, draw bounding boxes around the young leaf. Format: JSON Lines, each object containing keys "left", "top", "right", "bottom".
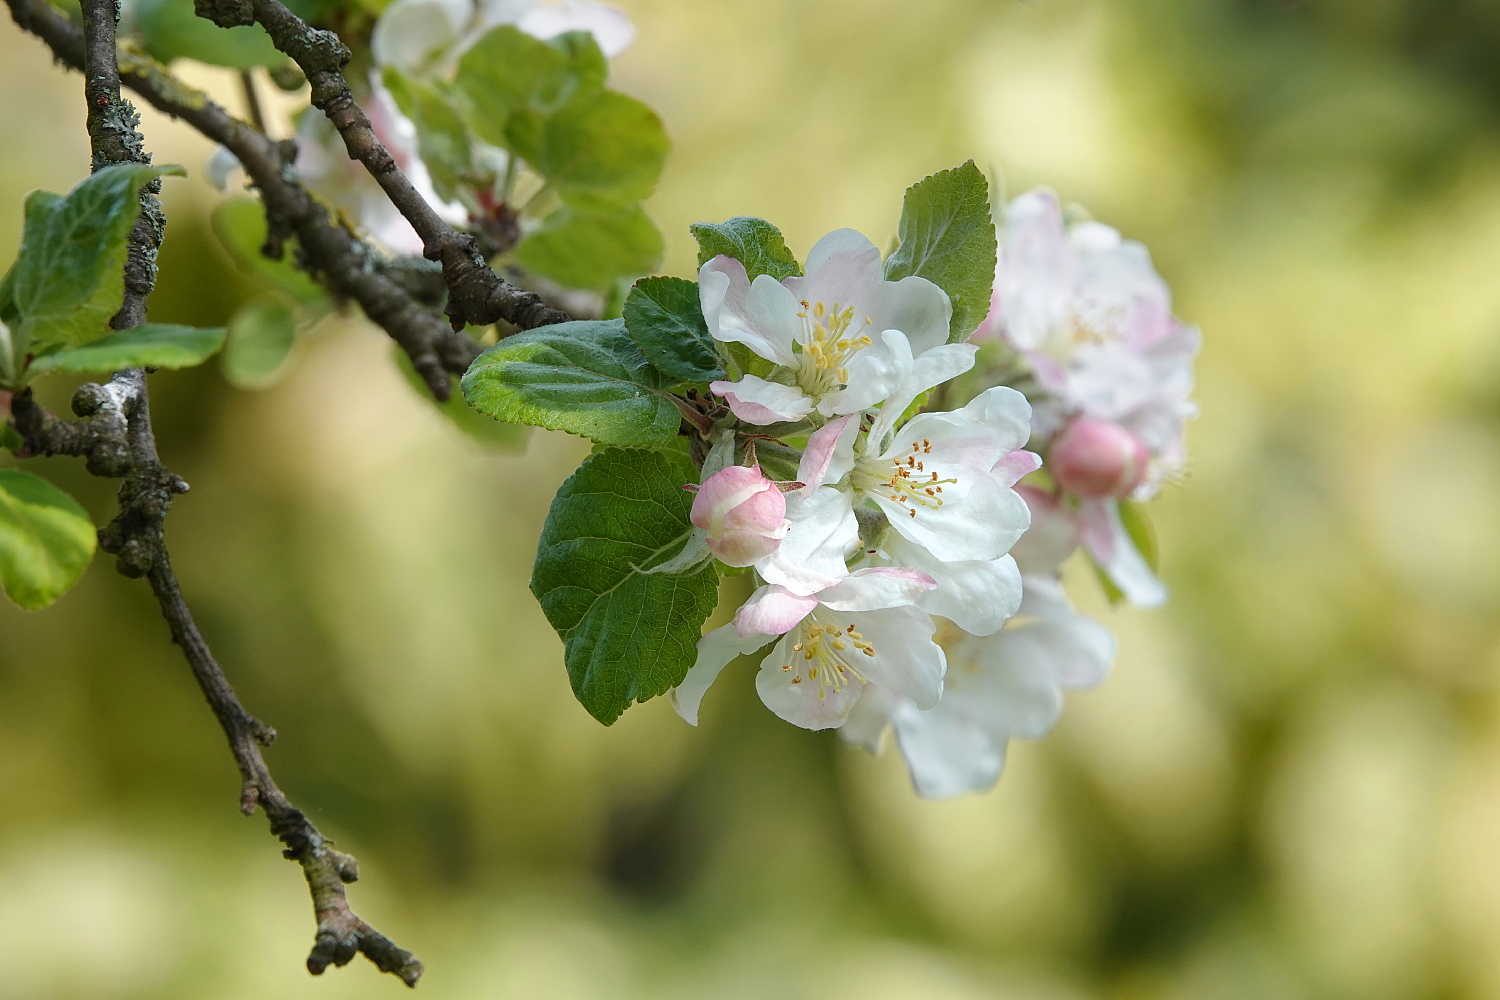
{"left": 461, "top": 318, "right": 681, "bottom": 447}
{"left": 514, "top": 205, "right": 664, "bottom": 292}
{"left": 11, "top": 163, "right": 185, "bottom": 352}
{"left": 133, "top": 0, "right": 286, "bottom": 67}
{"left": 541, "top": 90, "right": 669, "bottom": 210}
{"left": 622, "top": 276, "right": 722, "bottom": 383}
{"left": 689, "top": 217, "right": 802, "bottom": 281}
{"left": 455, "top": 26, "right": 607, "bottom": 148}
{"left": 531, "top": 447, "right": 720, "bottom": 725}
{"left": 222, "top": 298, "right": 296, "bottom": 389}
{"left": 394, "top": 348, "right": 529, "bottom": 450}
{"left": 883, "top": 160, "right": 998, "bottom": 341}
{"left": 26, "top": 323, "right": 225, "bottom": 377}
{"left": 211, "top": 199, "right": 329, "bottom": 306}
{"left": 0, "top": 469, "right": 96, "bottom": 611}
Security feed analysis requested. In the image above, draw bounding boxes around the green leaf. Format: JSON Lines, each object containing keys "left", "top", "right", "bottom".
{"left": 531, "top": 447, "right": 720, "bottom": 724}
{"left": 461, "top": 318, "right": 681, "bottom": 447}
{"left": 222, "top": 298, "right": 296, "bottom": 389}
{"left": 133, "top": 0, "right": 285, "bottom": 67}
{"left": 455, "top": 26, "right": 607, "bottom": 149}
{"left": 11, "top": 163, "right": 184, "bottom": 353}
{"left": 27, "top": 323, "right": 224, "bottom": 377}
{"left": 394, "top": 347, "right": 529, "bottom": 450}
{"left": 1, "top": 424, "right": 22, "bottom": 453}
{"left": 622, "top": 276, "right": 722, "bottom": 383}
{"left": 883, "top": 160, "right": 998, "bottom": 341}
{"left": 382, "top": 69, "right": 477, "bottom": 203}
{"left": 0, "top": 469, "right": 96, "bottom": 611}
{"left": 690, "top": 217, "right": 802, "bottom": 282}
{"left": 541, "top": 90, "right": 669, "bottom": 210}
{"left": 211, "top": 199, "right": 329, "bottom": 306}
{"left": 514, "top": 205, "right": 664, "bottom": 292}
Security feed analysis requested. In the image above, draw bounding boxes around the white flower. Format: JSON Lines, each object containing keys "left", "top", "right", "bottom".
{"left": 372, "top": 0, "right": 633, "bottom": 78}
{"left": 671, "top": 568, "right": 946, "bottom": 731}
{"left": 842, "top": 487, "right": 1114, "bottom": 799}
{"left": 976, "top": 188, "right": 1199, "bottom": 502}
{"left": 702, "top": 229, "right": 975, "bottom": 424}
{"left": 768, "top": 386, "right": 1033, "bottom": 611}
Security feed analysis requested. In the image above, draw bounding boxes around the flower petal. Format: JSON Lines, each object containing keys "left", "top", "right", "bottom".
{"left": 866, "top": 274, "right": 954, "bottom": 358}
{"left": 517, "top": 1, "right": 636, "bottom": 56}
{"left": 825, "top": 329, "right": 913, "bottom": 416}
{"left": 756, "top": 486, "right": 858, "bottom": 596}
{"left": 818, "top": 566, "right": 936, "bottom": 612}
{"left": 877, "top": 469, "right": 1031, "bottom": 564}
{"left": 671, "top": 623, "right": 774, "bottom": 725}
{"left": 796, "top": 413, "right": 859, "bottom": 491}
{"left": 755, "top": 632, "right": 865, "bottom": 730}
{"left": 839, "top": 683, "right": 898, "bottom": 752}
{"left": 734, "top": 584, "right": 818, "bottom": 638}
{"left": 845, "top": 606, "right": 946, "bottom": 709}
{"left": 867, "top": 342, "right": 979, "bottom": 448}
{"left": 709, "top": 375, "right": 815, "bottom": 424}
{"left": 699, "top": 256, "right": 798, "bottom": 366}
{"left": 371, "top": 0, "right": 469, "bottom": 70}
{"left": 1078, "top": 498, "right": 1168, "bottom": 608}
{"left": 883, "top": 535, "right": 1022, "bottom": 636}
{"left": 890, "top": 699, "right": 1005, "bottom": 799}
{"left": 1009, "top": 487, "right": 1081, "bottom": 575}
{"left": 785, "top": 229, "right": 883, "bottom": 309}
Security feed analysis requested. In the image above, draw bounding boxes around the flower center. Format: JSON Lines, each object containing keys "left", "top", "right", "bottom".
{"left": 850, "top": 437, "right": 959, "bottom": 519}
{"left": 780, "top": 611, "right": 877, "bottom": 700}
{"left": 794, "top": 300, "right": 873, "bottom": 398}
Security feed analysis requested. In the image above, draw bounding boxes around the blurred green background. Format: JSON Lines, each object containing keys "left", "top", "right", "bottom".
{"left": 6, "top": 0, "right": 1500, "bottom": 996}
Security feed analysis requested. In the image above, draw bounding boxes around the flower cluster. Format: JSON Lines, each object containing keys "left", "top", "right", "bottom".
{"left": 673, "top": 194, "right": 1197, "bottom": 798}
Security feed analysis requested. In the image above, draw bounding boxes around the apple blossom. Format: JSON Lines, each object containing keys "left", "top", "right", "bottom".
{"left": 671, "top": 568, "right": 945, "bottom": 731}
{"left": 1050, "top": 417, "right": 1150, "bottom": 498}
{"left": 690, "top": 463, "right": 790, "bottom": 567}
{"left": 702, "top": 229, "right": 976, "bottom": 424}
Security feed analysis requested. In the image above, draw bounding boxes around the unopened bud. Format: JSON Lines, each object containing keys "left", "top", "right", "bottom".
{"left": 690, "top": 464, "right": 790, "bottom": 567}
{"left": 1050, "top": 418, "right": 1148, "bottom": 498}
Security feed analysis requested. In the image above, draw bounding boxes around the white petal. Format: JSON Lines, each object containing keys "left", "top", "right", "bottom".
{"left": 734, "top": 584, "right": 817, "bottom": 638}
{"left": 372, "top": 0, "right": 469, "bottom": 70}
{"left": 884, "top": 535, "right": 1022, "bottom": 636}
{"left": 845, "top": 606, "right": 946, "bottom": 709}
{"left": 802, "top": 228, "right": 882, "bottom": 275}
{"left": 891, "top": 700, "right": 1005, "bottom": 799}
{"left": 995, "top": 188, "right": 1073, "bottom": 351}
{"left": 206, "top": 145, "right": 241, "bottom": 192}
{"left": 518, "top": 1, "right": 635, "bottom": 56}
{"left": 867, "top": 343, "right": 979, "bottom": 448}
{"left": 698, "top": 257, "right": 798, "bottom": 367}
{"left": 671, "top": 623, "right": 774, "bottom": 725}
{"left": 1078, "top": 498, "right": 1168, "bottom": 608}
{"left": 953, "top": 627, "right": 1067, "bottom": 740}
{"left": 785, "top": 229, "right": 883, "bottom": 309}
{"left": 878, "top": 470, "right": 1030, "bottom": 564}
{"left": 755, "top": 632, "right": 865, "bottom": 730}
{"left": 709, "top": 375, "right": 814, "bottom": 424}
{"left": 825, "top": 329, "right": 913, "bottom": 416}
{"left": 755, "top": 486, "right": 858, "bottom": 596}
{"left": 818, "top": 566, "right": 935, "bottom": 612}
{"left": 866, "top": 274, "right": 954, "bottom": 357}
{"left": 839, "top": 683, "right": 897, "bottom": 752}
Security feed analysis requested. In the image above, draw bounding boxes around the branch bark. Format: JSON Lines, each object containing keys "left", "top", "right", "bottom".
{"left": 219, "top": 0, "right": 572, "bottom": 332}
{"left": 8, "top": 0, "right": 425, "bottom": 984}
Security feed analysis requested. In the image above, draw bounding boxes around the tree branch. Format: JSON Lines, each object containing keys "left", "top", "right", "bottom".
{"left": 8, "top": 0, "right": 425, "bottom": 984}
{"left": 210, "top": 0, "right": 572, "bottom": 332}
{"left": 5, "top": 0, "right": 492, "bottom": 399}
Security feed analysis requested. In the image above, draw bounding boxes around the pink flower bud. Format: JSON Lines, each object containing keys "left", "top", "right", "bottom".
{"left": 1050, "top": 418, "right": 1149, "bottom": 498}
{"left": 690, "top": 464, "right": 790, "bottom": 567}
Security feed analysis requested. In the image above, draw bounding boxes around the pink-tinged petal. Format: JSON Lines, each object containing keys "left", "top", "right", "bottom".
{"left": 785, "top": 229, "right": 883, "bottom": 310}
{"left": 993, "top": 449, "right": 1042, "bottom": 488}
{"left": 690, "top": 465, "right": 774, "bottom": 532}
{"left": 802, "top": 228, "right": 882, "bottom": 275}
{"left": 995, "top": 188, "right": 1073, "bottom": 351}
{"left": 671, "top": 623, "right": 776, "bottom": 725}
{"left": 709, "top": 376, "right": 815, "bottom": 424}
{"left": 734, "top": 585, "right": 818, "bottom": 638}
{"left": 818, "top": 565, "right": 936, "bottom": 612}
{"left": 1077, "top": 498, "right": 1167, "bottom": 608}
{"left": 699, "top": 257, "right": 798, "bottom": 366}
{"left": 708, "top": 527, "right": 787, "bottom": 567}
{"left": 797, "top": 414, "right": 858, "bottom": 491}
{"left": 1009, "top": 486, "right": 1081, "bottom": 575}
{"left": 883, "top": 534, "right": 1022, "bottom": 636}
{"left": 967, "top": 288, "right": 1004, "bottom": 344}
{"left": 1051, "top": 418, "right": 1149, "bottom": 498}
{"left": 866, "top": 342, "right": 979, "bottom": 448}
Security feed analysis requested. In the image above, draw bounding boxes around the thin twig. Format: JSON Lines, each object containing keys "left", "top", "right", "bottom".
{"left": 209, "top": 0, "right": 571, "bottom": 332}
{"left": 240, "top": 68, "right": 267, "bottom": 133}
{"left": 16, "top": 0, "right": 426, "bottom": 983}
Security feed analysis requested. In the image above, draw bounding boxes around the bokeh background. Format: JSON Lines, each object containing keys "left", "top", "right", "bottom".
{"left": 5, "top": 0, "right": 1500, "bottom": 996}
